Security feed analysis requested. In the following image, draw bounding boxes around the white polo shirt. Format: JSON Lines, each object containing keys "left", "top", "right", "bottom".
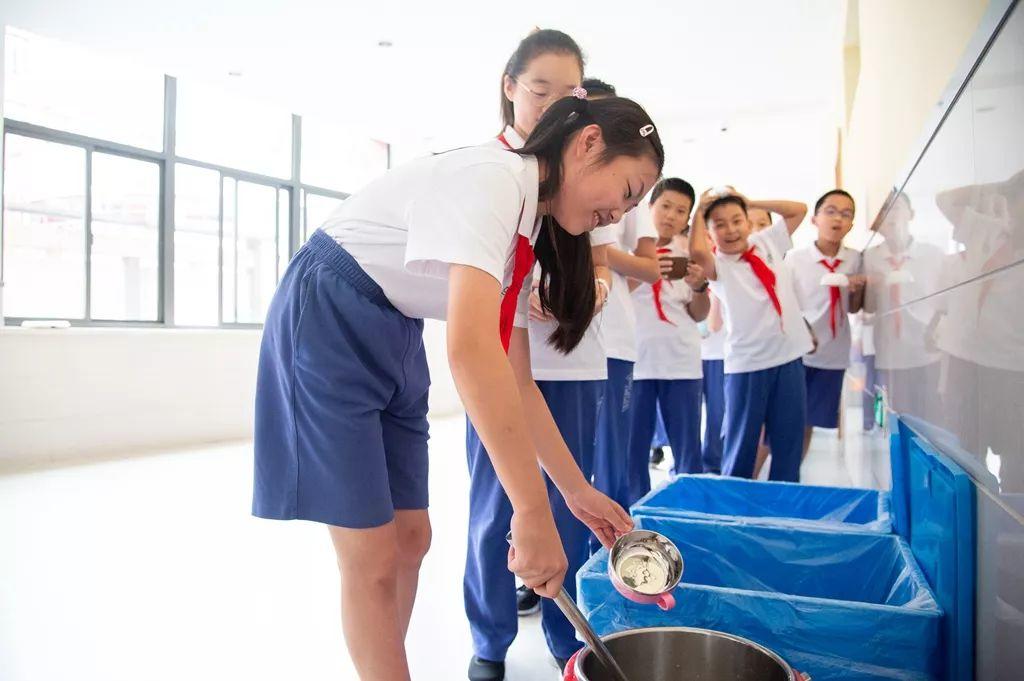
{"left": 786, "top": 243, "right": 859, "bottom": 370}
{"left": 631, "top": 239, "right": 703, "bottom": 380}
{"left": 700, "top": 317, "right": 726, "bottom": 362}
{"left": 603, "top": 208, "right": 659, "bottom": 362}
{"left": 710, "top": 219, "right": 814, "bottom": 374}
{"left": 528, "top": 224, "right": 617, "bottom": 381}
{"left": 324, "top": 144, "right": 540, "bottom": 328}
{"left": 491, "top": 126, "right": 618, "bottom": 381}
{"left": 863, "top": 238, "right": 943, "bottom": 371}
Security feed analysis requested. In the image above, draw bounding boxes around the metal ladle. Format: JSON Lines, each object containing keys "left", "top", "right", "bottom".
{"left": 506, "top": 532, "right": 631, "bottom": 681}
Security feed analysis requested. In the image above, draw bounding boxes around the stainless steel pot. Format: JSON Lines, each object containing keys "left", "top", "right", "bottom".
{"left": 565, "top": 626, "right": 802, "bottom": 681}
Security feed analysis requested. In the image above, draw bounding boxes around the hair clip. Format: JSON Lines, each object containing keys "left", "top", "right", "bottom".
{"left": 639, "top": 124, "right": 655, "bottom": 138}
{"left": 572, "top": 86, "right": 588, "bottom": 100}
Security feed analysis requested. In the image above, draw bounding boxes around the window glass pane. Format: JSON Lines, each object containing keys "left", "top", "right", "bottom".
{"left": 301, "top": 117, "right": 388, "bottom": 192}
{"left": 2, "top": 134, "right": 86, "bottom": 318}
{"left": 177, "top": 81, "right": 291, "bottom": 178}
{"left": 303, "top": 191, "right": 345, "bottom": 242}
{"left": 235, "top": 182, "right": 278, "bottom": 323}
{"left": 174, "top": 164, "right": 220, "bottom": 326}
{"left": 3, "top": 27, "right": 164, "bottom": 150}
{"left": 221, "top": 179, "right": 278, "bottom": 323}
{"left": 222, "top": 178, "right": 237, "bottom": 323}
{"left": 90, "top": 154, "right": 160, "bottom": 320}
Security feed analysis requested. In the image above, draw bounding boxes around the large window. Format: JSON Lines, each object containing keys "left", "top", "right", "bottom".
{"left": 2, "top": 27, "right": 388, "bottom": 327}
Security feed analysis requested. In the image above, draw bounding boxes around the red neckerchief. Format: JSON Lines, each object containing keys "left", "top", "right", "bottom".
{"left": 818, "top": 258, "right": 844, "bottom": 338}
{"left": 651, "top": 247, "right": 675, "bottom": 325}
{"left": 495, "top": 132, "right": 535, "bottom": 353}
{"left": 740, "top": 246, "right": 782, "bottom": 319}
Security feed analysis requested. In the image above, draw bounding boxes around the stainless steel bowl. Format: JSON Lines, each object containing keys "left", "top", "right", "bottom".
{"left": 572, "top": 626, "right": 799, "bottom": 681}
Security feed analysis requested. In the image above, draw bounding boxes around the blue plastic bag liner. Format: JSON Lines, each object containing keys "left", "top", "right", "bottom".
{"left": 632, "top": 474, "right": 891, "bottom": 534}
{"left": 578, "top": 515, "right": 942, "bottom": 680}
{"left": 906, "top": 437, "right": 976, "bottom": 681}
{"left": 891, "top": 420, "right": 913, "bottom": 540}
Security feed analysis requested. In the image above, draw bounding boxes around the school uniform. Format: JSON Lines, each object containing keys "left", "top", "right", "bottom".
{"left": 463, "top": 126, "right": 612, "bottom": 663}
{"left": 786, "top": 243, "right": 859, "bottom": 429}
{"left": 253, "top": 143, "right": 540, "bottom": 530}
{"left": 710, "top": 219, "right": 813, "bottom": 482}
{"left": 863, "top": 238, "right": 943, "bottom": 419}
{"left": 627, "top": 238, "right": 705, "bottom": 502}
{"left": 699, "top": 314, "right": 726, "bottom": 473}
{"left": 592, "top": 209, "right": 658, "bottom": 512}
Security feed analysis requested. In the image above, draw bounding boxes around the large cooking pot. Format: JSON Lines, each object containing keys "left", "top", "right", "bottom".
{"left": 563, "top": 626, "right": 805, "bottom": 681}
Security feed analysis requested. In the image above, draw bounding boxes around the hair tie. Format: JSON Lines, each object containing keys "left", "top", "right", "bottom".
{"left": 572, "top": 86, "right": 588, "bottom": 100}
{"left": 639, "top": 124, "right": 655, "bottom": 138}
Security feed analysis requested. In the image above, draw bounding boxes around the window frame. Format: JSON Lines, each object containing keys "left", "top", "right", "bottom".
{"left": 2, "top": 73, "right": 375, "bottom": 329}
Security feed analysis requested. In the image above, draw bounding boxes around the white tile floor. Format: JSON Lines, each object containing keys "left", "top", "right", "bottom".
{"left": 0, "top": 410, "right": 887, "bottom": 681}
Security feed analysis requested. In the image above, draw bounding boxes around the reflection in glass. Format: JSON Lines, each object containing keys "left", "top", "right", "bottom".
{"left": 863, "top": 6, "right": 1024, "bottom": 676}
{"left": 1, "top": 134, "right": 86, "bottom": 318}
{"left": 863, "top": 194, "right": 945, "bottom": 420}
{"left": 90, "top": 153, "right": 160, "bottom": 321}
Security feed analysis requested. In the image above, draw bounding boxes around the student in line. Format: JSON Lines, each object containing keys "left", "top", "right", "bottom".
{"left": 252, "top": 90, "right": 660, "bottom": 681}
{"left": 627, "top": 178, "right": 710, "bottom": 503}
{"left": 688, "top": 187, "right": 812, "bottom": 482}
{"left": 786, "top": 189, "right": 866, "bottom": 457}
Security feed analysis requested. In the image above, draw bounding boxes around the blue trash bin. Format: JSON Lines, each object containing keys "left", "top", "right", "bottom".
{"left": 578, "top": 514, "right": 942, "bottom": 680}
{"left": 633, "top": 474, "right": 891, "bottom": 534}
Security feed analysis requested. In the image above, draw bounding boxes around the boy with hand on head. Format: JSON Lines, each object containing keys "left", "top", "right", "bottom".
{"left": 688, "top": 187, "right": 812, "bottom": 482}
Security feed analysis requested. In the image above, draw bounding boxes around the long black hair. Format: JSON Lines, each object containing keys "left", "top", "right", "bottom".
{"left": 514, "top": 96, "right": 665, "bottom": 352}
{"left": 500, "top": 29, "right": 585, "bottom": 129}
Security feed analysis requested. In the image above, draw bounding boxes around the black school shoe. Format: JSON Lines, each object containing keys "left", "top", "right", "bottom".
{"left": 650, "top": 446, "right": 665, "bottom": 466}
{"left": 516, "top": 585, "right": 541, "bottom": 616}
{"left": 468, "top": 656, "right": 505, "bottom": 681}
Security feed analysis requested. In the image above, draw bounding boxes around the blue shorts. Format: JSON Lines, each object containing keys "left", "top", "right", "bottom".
{"left": 804, "top": 365, "right": 845, "bottom": 429}
{"left": 252, "top": 230, "right": 431, "bottom": 529}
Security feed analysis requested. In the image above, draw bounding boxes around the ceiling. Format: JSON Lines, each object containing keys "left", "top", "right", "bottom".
{"left": 1, "top": 0, "right": 845, "bottom": 152}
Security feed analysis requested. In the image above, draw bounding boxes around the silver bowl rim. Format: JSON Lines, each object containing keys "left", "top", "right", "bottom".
{"left": 608, "top": 530, "right": 685, "bottom": 592}
{"left": 573, "top": 626, "right": 798, "bottom": 681}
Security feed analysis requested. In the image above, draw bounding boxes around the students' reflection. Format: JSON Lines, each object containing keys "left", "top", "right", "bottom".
{"left": 864, "top": 194, "right": 944, "bottom": 421}
{"left": 930, "top": 170, "right": 1024, "bottom": 492}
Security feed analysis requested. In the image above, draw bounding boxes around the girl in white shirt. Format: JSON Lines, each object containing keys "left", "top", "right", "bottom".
{"left": 461, "top": 33, "right": 631, "bottom": 679}
{"left": 253, "top": 90, "right": 662, "bottom": 680}
{"left": 627, "top": 178, "right": 710, "bottom": 502}
{"left": 577, "top": 78, "right": 661, "bottom": 539}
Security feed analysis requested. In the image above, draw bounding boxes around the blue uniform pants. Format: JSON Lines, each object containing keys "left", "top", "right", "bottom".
{"left": 463, "top": 380, "right": 604, "bottom": 661}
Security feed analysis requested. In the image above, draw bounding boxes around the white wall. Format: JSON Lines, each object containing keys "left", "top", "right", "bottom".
{"left": 0, "top": 328, "right": 261, "bottom": 469}
{"left": 0, "top": 323, "right": 464, "bottom": 471}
